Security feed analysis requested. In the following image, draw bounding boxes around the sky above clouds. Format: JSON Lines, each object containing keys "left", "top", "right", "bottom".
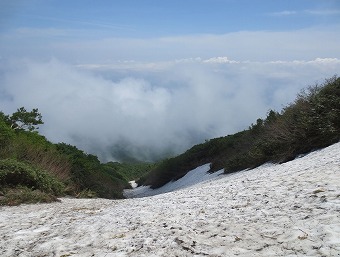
{"left": 1, "top": 0, "right": 340, "bottom": 161}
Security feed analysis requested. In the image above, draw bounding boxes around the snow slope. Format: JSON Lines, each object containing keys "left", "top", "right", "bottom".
{"left": 124, "top": 163, "right": 224, "bottom": 198}
{"left": 0, "top": 142, "right": 339, "bottom": 257}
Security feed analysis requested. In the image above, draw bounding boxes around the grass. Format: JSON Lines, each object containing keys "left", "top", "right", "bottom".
{"left": 0, "top": 186, "right": 60, "bottom": 206}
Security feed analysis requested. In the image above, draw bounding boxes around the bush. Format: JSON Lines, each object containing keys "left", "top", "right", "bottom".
{"left": 9, "top": 132, "right": 71, "bottom": 181}
{"left": 1, "top": 108, "right": 132, "bottom": 203}
{"left": 56, "top": 143, "right": 130, "bottom": 198}
{"left": 0, "top": 116, "right": 15, "bottom": 158}
{"left": 0, "top": 186, "right": 59, "bottom": 206}
{"left": 259, "top": 76, "right": 340, "bottom": 162}
{"left": 0, "top": 159, "right": 64, "bottom": 195}
{"left": 140, "top": 76, "right": 340, "bottom": 188}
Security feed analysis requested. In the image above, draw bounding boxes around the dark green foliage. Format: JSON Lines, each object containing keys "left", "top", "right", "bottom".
{"left": 0, "top": 109, "right": 132, "bottom": 204}
{"left": 252, "top": 76, "right": 340, "bottom": 163}
{"left": 8, "top": 107, "right": 43, "bottom": 131}
{"left": 141, "top": 76, "right": 340, "bottom": 188}
{"left": 104, "top": 161, "right": 156, "bottom": 182}
{"left": 1, "top": 126, "right": 71, "bottom": 182}
{"left": 223, "top": 76, "right": 340, "bottom": 168}
{"left": 0, "top": 186, "right": 59, "bottom": 206}
{"left": 56, "top": 143, "right": 131, "bottom": 199}
{"left": 139, "top": 130, "right": 252, "bottom": 188}
{"left": 0, "top": 159, "right": 64, "bottom": 195}
{"left": 0, "top": 115, "right": 15, "bottom": 156}
{"left": 1, "top": 76, "right": 339, "bottom": 201}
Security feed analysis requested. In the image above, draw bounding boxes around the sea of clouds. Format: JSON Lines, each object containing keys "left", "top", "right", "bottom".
{"left": 1, "top": 25, "right": 340, "bottom": 161}
{"left": 1, "top": 56, "right": 339, "bottom": 161}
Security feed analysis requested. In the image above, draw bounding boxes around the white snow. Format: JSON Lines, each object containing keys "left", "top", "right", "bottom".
{"left": 0, "top": 142, "right": 340, "bottom": 257}
{"left": 128, "top": 181, "right": 138, "bottom": 189}
{"left": 124, "top": 163, "right": 224, "bottom": 198}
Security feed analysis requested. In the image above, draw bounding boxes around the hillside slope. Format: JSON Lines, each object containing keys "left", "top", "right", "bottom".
{"left": 1, "top": 142, "right": 339, "bottom": 256}
{"left": 124, "top": 163, "right": 224, "bottom": 198}
{"left": 0, "top": 109, "right": 133, "bottom": 204}
{"left": 139, "top": 76, "right": 340, "bottom": 189}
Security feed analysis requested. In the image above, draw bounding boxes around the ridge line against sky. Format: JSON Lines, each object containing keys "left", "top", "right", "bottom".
{"left": 0, "top": 0, "right": 340, "bottom": 161}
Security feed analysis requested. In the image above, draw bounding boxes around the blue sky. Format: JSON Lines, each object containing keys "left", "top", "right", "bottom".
{"left": 1, "top": 0, "right": 340, "bottom": 161}
{"left": 1, "top": 0, "right": 340, "bottom": 62}
{"left": 1, "top": 0, "right": 340, "bottom": 36}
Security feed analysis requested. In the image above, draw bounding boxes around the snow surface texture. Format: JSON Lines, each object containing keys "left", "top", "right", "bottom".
{"left": 0, "top": 143, "right": 340, "bottom": 257}
{"left": 124, "top": 163, "right": 224, "bottom": 198}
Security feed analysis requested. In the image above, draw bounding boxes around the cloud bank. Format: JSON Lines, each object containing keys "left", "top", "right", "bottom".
{"left": 1, "top": 25, "right": 340, "bottom": 63}
{"left": 1, "top": 57, "right": 339, "bottom": 162}
{"left": 1, "top": 23, "right": 340, "bottom": 161}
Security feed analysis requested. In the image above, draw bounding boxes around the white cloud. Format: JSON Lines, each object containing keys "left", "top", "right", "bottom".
{"left": 269, "top": 58, "right": 340, "bottom": 64}
{"left": 1, "top": 25, "right": 340, "bottom": 63}
{"left": 304, "top": 9, "right": 340, "bottom": 16}
{"left": 1, "top": 23, "right": 339, "bottom": 161}
{"left": 1, "top": 57, "right": 339, "bottom": 161}
{"left": 268, "top": 9, "right": 340, "bottom": 17}
{"left": 203, "top": 57, "right": 239, "bottom": 64}
{"left": 269, "top": 10, "right": 297, "bottom": 16}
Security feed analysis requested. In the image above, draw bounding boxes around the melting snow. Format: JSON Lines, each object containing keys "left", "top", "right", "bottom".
{"left": 124, "top": 163, "right": 224, "bottom": 198}
{"left": 0, "top": 142, "right": 339, "bottom": 256}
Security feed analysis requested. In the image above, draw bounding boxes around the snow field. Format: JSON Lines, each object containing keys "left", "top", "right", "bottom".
{"left": 0, "top": 142, "right": 339, "bottom": 256}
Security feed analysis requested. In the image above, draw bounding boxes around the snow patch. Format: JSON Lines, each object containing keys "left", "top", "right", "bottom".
{"left": 124, "top": 163, "right": 224, "bottom": 198}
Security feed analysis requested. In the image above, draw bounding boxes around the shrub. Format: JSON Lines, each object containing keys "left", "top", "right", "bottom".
{"left": 1, "top": 108, "right": 131, "bottom": 202}
{"left": 0, "top": 116, "right": 15, "bottom": 158}
{"left": 0, "top": 186, "right": 59, "bottom": 206}
{"left": 9, "top": 132, "right": 71, "bottom": 181}
{"left": 55, "top": 143, "right": 130, "bottom": 198}
{"left": 140, "top": 76, "right": 340, "bottom": 187}
{"left": 0, "top": 159, "right": 64, "bottom": 195}
{"left": 260, "top": 76, "right": 340, "bottom": 162}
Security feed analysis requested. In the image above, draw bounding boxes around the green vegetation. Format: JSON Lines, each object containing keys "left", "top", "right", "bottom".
{"left": 2, "top": 75, "right": 339, "bottom": 203}
{"left": 7, "top": 107, "right": 43, "bottom": 131}
{"left": 105, "top": 162, "right": 157, "bottom": 182}
{"left": 0, "top": 159, "right": 64, "bottom": 194}
{"left": 0, "top": 107, "right": 150, "bottom": 205}
{"left": 0, "top": 186, "right": 60, "bottom": 206}
{"left": 140, "top": 76, "right": 340, "bottom": 188}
